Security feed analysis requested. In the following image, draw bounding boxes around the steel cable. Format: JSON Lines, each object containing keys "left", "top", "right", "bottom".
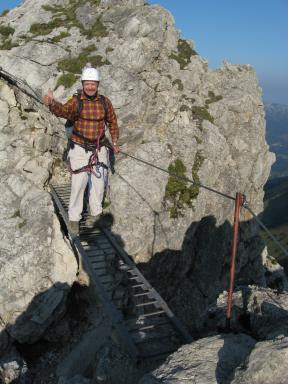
{"left": 120, "top": 150, "right": 236, "bottom": 201}
{"left": 0, "top": 66, "right": 43, "bottom": 104}
{"left": 120, "top": 150, "right": 288, "bottom": 258}
{"left": 244, "top": 204, "right": 288, "bottom": 258}
{"left": 1, "top": 67, "right": 287, "bottom": 259}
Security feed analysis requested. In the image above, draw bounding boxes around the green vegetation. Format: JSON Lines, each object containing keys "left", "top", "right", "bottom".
{"left": 0, "top": 39, "right": 18, "bottom": 50}
{"left": 30, "top": 19, "right": 63, "bottom": 36}
{"left": 192, "top": 106, "right": 214, "bottom": 130}
{"left": 39, "top": 1, "right": 106, "bottom": 40}
{"left": 170, "top": 39, "right": 198, "bottom": 70}
{"left": 102, "top": 200, "right": 111, "bottom": 209}
{"left": 0, "top": 25, "right": 15, "bottom": 36}
{"left": 172, "top": 79, "right": 183, "bottom": 91}
{"left": 42, "top": 4, "right": 67, "bottom": 13}
{"left": 194, "top": 135, "right": 202, "bottom": 144}
{"left": 191, "top": 151, "right": 204, "bottom": 196}
{"left": 0, "top": 9, "right": 9, "bottom": 17}
{"left": 58, "top": 44, "right": 110, "bottom": 73}
{"left": 205, "top": 91, "right": 223, "bottom": 105}
{"left": 18, "top": 219, "right": 27, "bottom": 229}
{"left": 0, "top": 25, "right": 20, "bottom": 49}
{"left": 105, "top": 47, "right": 114, "bottom": 54}
{"left": 51, "top": 31, "right": 71, "bottom": 43}
{"left": 56, "top": 73, "right": 78, "bottom": 89}
{"left": 165, "top": 156, "right": 203, "bottom": 218}
{"left": 56, "top": 45, "right": 110, "bottom": 88}
{"left": 82, "top": 18, "right": 108, "bottom": 39}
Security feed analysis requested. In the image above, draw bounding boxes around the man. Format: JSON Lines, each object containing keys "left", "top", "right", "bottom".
{"left": 43, "top": 66, "right": 120, "bottom": 235}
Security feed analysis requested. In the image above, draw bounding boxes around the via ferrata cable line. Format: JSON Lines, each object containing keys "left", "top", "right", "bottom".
{"left": 244, "top": 204, "right": 288, "bottom": 258}
{"left": 120, "top": 150, "right": 236, "bottom": 201}
{"left": 0, "top": 66, "right": 43, "bottom": 104}
{"left": 1, "top": 66, "right": 287, "bottom": 260}
{"left": 120, "top": 150, "right": 288, "bottom": 259}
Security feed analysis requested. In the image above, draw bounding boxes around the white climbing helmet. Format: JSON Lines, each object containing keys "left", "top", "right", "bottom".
{"left": 81, "top": 67, "right": 100, "bottom": 82}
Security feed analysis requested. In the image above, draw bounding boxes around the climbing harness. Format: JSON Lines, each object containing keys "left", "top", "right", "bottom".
{"left": 1, "top": 67, "right": 286, "bottom": 258}
{"left": 67, "top": 147, "right": 109, "bottom": 179}
{"left": 63, "top": 88, "right": 117, "bottom": 183}
{"left": 2, "top": 66, "right": 288, "bottom": 333}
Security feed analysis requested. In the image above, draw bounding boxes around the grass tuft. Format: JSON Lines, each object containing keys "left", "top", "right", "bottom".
{"left": 56, "top": 73, "right": 78, "bottom": 89}
{"left": 58, "top": 44, "right": 110, "bottom": 74}
{"left": 0, "top": 25, "right": 15, "bottom": 36}
{"left": 165, "top": 156, "right": 203, "bottom": 218}
{"left": 0, "top": 9, "right": 9, "bottom": 17}
{"left": 192, "top": 106, "right": 214, "bottom": 130}
{"left": 50, "top": 31, "right": 71, "bottom": 43}
{"left": 170, "top": 39, "right": 198, "bottom": 69}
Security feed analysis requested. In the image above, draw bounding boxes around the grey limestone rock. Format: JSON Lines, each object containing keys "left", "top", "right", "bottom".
{"left": 139, "top": 333, "right": 256, "bottom": 384}
{"left": 0, "top": 347, "right": 29, "bottom": 384}
{"left": 0, "top": 80, "right": 77, "bottom": 346}
{"left": 232, "top": 337, "right": 288, "bottom": 384}
{"left": 0, "top": 0, "right": 277, "bottom": 378}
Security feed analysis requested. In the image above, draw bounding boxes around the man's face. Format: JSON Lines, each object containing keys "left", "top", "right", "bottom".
{"left": 83, "top": 81, "right": 99, "bottom": 97}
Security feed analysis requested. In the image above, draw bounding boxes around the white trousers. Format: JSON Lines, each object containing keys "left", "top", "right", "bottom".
{"left": 68, "top": 144, "right": 108, "bottom": 221}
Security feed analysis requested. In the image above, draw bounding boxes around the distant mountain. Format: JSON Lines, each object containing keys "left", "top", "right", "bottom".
{"left": 262, "top": 176, "right": 288, "bottom": 228}
{"left": 261, "top": 176, "right": 288, "bottom": 265}
{"left": 265, "top": 103, "right": 288, "bottom": 178}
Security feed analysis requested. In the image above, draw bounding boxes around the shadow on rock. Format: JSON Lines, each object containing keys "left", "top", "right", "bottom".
{"left": 0, "top": 280, "right": 100, "bottom": 383}
{"left": 138, "top": 213, "right": 285, "bottom": 337}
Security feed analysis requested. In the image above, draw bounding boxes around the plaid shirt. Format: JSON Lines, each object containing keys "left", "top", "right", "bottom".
{"left": 50, "top": 92, "right": 119, "bottom": 146}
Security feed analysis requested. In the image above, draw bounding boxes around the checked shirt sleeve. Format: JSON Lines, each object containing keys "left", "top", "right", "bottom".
{"left": 105, "top": 97, "right": 119, "bottom": 144}
{"left": 49, "top": 97, "right": 77, "bottom": 121}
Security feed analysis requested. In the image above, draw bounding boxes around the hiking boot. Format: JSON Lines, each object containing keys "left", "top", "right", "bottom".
{"left": 68, "top": 220, "right": 79, "bottom": 236}
{"left": 86, "top": 214, "right": 101, "bottom": 229}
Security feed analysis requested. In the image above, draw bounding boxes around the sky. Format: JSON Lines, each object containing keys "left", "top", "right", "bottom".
{"left": 1, "top": 0, "right": 287, "bottom": 104}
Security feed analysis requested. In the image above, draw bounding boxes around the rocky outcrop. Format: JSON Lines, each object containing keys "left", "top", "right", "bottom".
{"left": 0, "top": 79, "right": 77, "bottom": 348}
{"left": 139, "top": 332, "right": 288, "bottom": 384}
{"left": 0, "top": 0, "right": 279, "bottom": 382}
{"left": 139, "top": 333, "right": 256, "bottom": 384}
{"left": 0, "top": 0, "right": 274, "bottom": 256}
{"left": 232, "top": 337, "right": 288, "bottom": 384}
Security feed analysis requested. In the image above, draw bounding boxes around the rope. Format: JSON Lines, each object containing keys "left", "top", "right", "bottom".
{"left": 244, "top": 204, "right": 288, "bottom": 258}
{"left": 120, "top": 150, "right": 236, "bottom": 201}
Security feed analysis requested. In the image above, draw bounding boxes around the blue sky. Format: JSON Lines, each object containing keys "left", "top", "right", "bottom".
{"left": 1, "top": 0, "right": 287, "bottom": 104}
{"left": 148, "top": 0, "right": 288, "bottom": 105}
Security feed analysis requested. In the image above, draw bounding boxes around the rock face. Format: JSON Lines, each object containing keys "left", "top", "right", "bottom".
{"left": 0, "top": 80, "right": 77, "bottom": 346}
{"left": 139, "top": 333, "right": 256, "bottom": 384}
{"left": 139, "top": 333, "right": 288, "bottom": 384}
{"left": 0, "top": 0, "right": 278, "bottom": 381}
{"left": 232, "top": 337, "right": 288, "bottom": 384}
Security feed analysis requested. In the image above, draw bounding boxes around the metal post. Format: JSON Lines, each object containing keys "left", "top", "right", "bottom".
{"left": 226, "top": 192, "right": 243, "bottom": 330}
